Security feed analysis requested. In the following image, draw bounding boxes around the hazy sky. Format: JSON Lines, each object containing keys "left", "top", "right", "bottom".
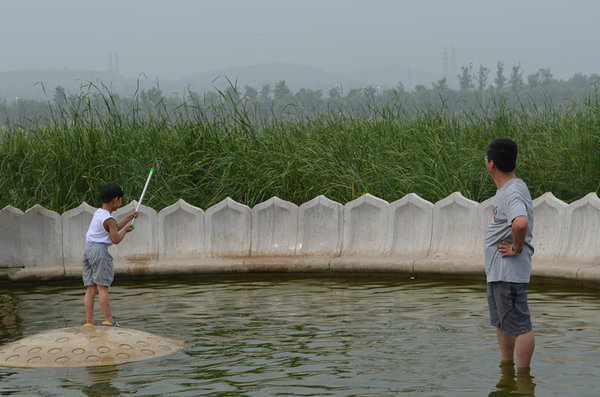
{"left": 2, "top": 0, "right": 598, "bottom": 80}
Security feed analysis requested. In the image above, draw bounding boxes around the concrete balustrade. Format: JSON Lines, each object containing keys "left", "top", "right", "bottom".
{"left": 2, "top": 192, "right": 600, "bottom": 287}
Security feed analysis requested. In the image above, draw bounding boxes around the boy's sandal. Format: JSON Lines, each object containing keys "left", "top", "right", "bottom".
{"left": 83, "top": 322, "right": 96, "bottom": 327}
{"left": 101, "top": 321, "right": 120, "bottom": 327}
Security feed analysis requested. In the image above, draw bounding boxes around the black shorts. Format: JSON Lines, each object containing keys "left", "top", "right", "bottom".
{"left": 487, "top": 282, "right": 532, "bottom": 336}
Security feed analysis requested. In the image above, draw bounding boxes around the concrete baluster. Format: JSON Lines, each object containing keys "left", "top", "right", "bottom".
{"left": 564, "top": 193, "right": 600, "bottom": 284}
{"left": 386, "top": 193, "right": 433, "bottom": 258}
{"left": 158, "top": 199, "right": 204, "bottom": 259}
{"left": 297, "top": 195, "right": 343, "bottom": 257}
{"left": 531, "top": 192, "right": 568, "bottom": 261}
{"left": 62, "top": 202, "right": 95, "bottom": 277}
{"left": 205, "top": 197, "right": 251, "bottom": 258}
{"left": 0, "top": 206, "right": 24, "bottom": 277}
{"left": 18, "top": 204, "right": 63, "bottom": 280}
{"left": 251, "top": 197, "right": 298, "bottom": 257}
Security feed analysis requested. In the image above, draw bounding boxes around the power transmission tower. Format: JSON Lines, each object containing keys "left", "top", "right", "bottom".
{"left": 443, "top": 47, "right": 449, "bottom": 76}
{"left": 114, "top": 51, "right": 120, "bottom": 75}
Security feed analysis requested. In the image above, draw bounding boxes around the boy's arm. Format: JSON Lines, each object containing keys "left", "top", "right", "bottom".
{"left": 104, "top": 217, "right": 134, "bottom": 245}
{"left": 116, "top": 211, "right": 138, "bottom": 231}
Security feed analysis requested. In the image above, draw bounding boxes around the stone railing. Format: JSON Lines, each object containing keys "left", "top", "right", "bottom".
{"left": 1, "top": 192, "right": 599, "bottom": 286}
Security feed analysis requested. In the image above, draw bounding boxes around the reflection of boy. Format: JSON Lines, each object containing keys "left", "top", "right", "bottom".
{"left": 82, "top": 183, "right": 137, "bottom": 327}
{"left": 484, "top": 138, "right": 535, "bottom": 371}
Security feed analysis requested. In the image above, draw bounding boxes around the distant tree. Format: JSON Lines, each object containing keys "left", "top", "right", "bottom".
{"left": 259, "top": 84, "right": 271, "bottom": 102}
{"left": 477, "top": 64, "right": 490, "bottom": 91}
{"left": 295, "top": 88, "right": 322, "bottom": 108}
{"left": 432, "top": 77, "right": 448, "bottom": 91}
{"left": 143, "top": 87, "right": 164, "bottom": 107}
{"left": 346, "top": 88, "right": 363, "bottom": 101}
{"left": 538, "top": 68, "right": 554, "bottom": 88}
{"left": 243, "top": 85, "right": 258, "bottom": 101}
{"left": 527, "top": 72, "right": 540, "bottom": 89}
{"left": 224, "top": 86, "right": 240, "bottom": 102}
{"left": 363, "top": 86, "right": 377, "bottom": 98}
{"left": 458, "top": 63, "right": 474, "bottom": 91}
{"left": 53, "top": 85, "right": 67, "bottom": 108}
{"left": 568, "top": 73, "right": 589, "bottom": 89}
{"left": 509, "top": 64, "right": 524, "bottom": 90}
{"left": 273, "top": 80, "right": 292, "bottom": 102}
{"left": 414, "top": 84, "right": 428, "bottom": 93}
{"left": 494, "top": 61, "right": 506, "bottom": 89}
{"left": 396, "top": 82, "right": 405, "bottom": 93}
{"left": 328, "top": 86, "right": 341, "bottom": 99}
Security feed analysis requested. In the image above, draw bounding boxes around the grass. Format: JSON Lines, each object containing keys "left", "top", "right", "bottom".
{"left": 0, "top": 86, "right": 599, "bottom": 213}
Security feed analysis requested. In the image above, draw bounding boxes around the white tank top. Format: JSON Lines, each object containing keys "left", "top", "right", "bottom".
{"left": 86, "top": 209, "right": 117, "bottom": 245}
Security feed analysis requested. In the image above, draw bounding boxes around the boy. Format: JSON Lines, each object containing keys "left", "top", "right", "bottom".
{"left": 82, "top": 183, "right": 137, "bottom": 327}
{"left": 484, "top": 138, "right": 535, "bottom": 371}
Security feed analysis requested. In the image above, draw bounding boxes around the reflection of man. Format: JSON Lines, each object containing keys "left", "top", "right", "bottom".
{"left": 484, "top": 138, "right": 535, "bottom": 370}
{"left": 490, "top": 362, "right": 536, "bottom": 396}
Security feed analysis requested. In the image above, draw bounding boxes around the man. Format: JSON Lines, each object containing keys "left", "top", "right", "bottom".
{"left": 484, "top": 138, "right": 535, "bottom": 371}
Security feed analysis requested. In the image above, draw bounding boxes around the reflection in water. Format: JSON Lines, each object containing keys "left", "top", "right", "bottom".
{"left": 81, "top": 365, "right": 120, "bottom": 397}
{"left": 0, "top": 294, "right": 22, "bottom": 340}
{"left": 489, "top": 362, "right": 536, "bottom": 396}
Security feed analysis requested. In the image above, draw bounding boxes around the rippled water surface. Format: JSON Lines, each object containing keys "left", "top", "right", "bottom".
{"left": 1, "top": 275, "right": 600, "bottom": 396}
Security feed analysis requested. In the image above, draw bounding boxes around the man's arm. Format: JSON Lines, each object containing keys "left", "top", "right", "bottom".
{"left": 498, "top": 215, "right": 528, "bottom": 257}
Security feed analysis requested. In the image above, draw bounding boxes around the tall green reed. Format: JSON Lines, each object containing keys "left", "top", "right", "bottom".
{"left": 0, "top": 85, "right": 598, "bottom": 213}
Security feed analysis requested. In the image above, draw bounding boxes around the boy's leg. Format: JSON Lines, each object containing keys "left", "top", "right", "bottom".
{"left": 84, "top": 285, "right": 98, "bottom": 324}
{"left": 97, "top": 285, "right": 114, "bottom": 324}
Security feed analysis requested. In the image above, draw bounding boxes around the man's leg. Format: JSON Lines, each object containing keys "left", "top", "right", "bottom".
{"left": 496, "top": 327, "right": 516, "bottom": 363}
{"left": 84, "top": 285, "right": 97, "bottom": 324}
{"left": 97, "top": 285, "right": 114, "bottom": 324}
{"left": 515, "top": 330, "right": 535, "bottom": 369}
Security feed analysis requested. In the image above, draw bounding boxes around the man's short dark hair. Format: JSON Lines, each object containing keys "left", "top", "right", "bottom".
{"left": 100, "top": 183, "right": 123, "bottom": 203}
{"left": 487, "top": 138, "right": 518, "bottom": 172}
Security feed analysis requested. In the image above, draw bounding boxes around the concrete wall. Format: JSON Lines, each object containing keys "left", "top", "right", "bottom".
{"left": 2, "top": 192, "right": 600, "bottom": 286}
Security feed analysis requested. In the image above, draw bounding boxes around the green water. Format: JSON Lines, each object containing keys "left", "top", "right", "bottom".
{"left": 1, "top": 275, "right": 599, "bottom": 396}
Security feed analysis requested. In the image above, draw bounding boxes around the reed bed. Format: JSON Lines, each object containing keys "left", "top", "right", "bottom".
{"left": 0, "top": 88, "right": 598, "bottom": 213}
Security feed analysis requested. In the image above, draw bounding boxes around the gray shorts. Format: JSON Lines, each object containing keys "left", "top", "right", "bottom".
{"left": 82, "top": 242, "right": 114, "bottom": 287}
{"left": 487, "top": 281, "right": 532, "bottom": 336}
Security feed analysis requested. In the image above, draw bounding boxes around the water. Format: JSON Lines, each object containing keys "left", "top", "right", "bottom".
{"left": 1, "top": 275, "right": 599, "bottom": 396}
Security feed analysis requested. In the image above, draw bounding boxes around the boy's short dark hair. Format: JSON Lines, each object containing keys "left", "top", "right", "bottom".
{"left": 487, "top": 138, "right": 518, "bottom": 172}
{"left": 100, "top": 183, "right": 124, "bottom": 203}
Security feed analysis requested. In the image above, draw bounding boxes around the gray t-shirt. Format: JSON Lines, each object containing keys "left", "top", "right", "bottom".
{"left": 484, "top": 178, "right": 534, "bottom": 283}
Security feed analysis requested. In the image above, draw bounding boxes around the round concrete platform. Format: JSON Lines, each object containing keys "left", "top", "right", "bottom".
{"left": 0, "top": 326, "right": 185, "bottom": 368}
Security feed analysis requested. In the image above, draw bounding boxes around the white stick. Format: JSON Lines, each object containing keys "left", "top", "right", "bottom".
{"left": 131, "top": 168, "right": 154, "bottom": 228}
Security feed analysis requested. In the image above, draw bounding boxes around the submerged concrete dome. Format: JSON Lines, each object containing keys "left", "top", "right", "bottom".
{"left": 0, "top": 327, "right": 185, "bottom": 368}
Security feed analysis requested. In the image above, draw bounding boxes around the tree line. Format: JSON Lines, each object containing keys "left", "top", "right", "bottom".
{"left": 1, "top": 64, "right": 599, "bottom": 127}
